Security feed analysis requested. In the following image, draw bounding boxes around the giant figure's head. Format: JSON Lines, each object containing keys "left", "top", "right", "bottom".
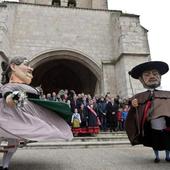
{"left": 129, "top": 61, "right": 169, "bottom": 89}
{"left": 1, "top": 57, "right": 33, "bottom": 85}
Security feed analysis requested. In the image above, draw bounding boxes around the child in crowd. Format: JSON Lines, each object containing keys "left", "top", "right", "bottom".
{"left": 122, "top": 106, "right": 128, "bottom": 130}
{"left": 117, "top": 108, "right": 123, "bottom": 131}
{"left": 71, "top": 108, "right": 81, "bottom": 128}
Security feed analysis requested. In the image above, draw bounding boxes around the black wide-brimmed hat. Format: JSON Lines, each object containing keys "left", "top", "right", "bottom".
{"left": 129, "top": 61, "right": 169, "bottom": 79}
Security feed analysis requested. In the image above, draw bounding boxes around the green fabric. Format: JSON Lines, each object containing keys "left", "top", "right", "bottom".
{"left": 28, "top": 98, "right": 72, "bottom": 121}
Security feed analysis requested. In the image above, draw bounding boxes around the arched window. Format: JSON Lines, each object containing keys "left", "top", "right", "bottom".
{"left": 52, "top": 0, "right": 61, "bottom": 6}
{"left": 68, "top": 0, "right": 76, "bottom": 7}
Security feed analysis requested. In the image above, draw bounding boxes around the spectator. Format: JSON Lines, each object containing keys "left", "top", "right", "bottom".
{"left": 122, "top": 106, "right": 128, "bottom": 130}
{"left": 71, "top": 108, "right": 81, "bottom": 128}
{"left": 52, "top": 91, "right": 58, "bottom": 101}
{"left": 78, "top": 103, "right": 88, "bottom": 127}
{"left": 98, "top": 96, "right": 107, "bottom": 131}
{"left": 86, "top": 100, "right": 99, "bottom": 127}
{"left": 46, "top": 93, "right": 52, "bottom": 100}
{"left": 106, "top": 97, "right": 118, "bottom": 132}
{"left": 117, "top": 107, "right": 123, "bottom": 131}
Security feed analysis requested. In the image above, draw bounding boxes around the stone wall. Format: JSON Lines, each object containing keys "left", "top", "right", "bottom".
{"left": 115, "top": 55, "right": 148, "bottom": 97}
{"left": 9, "top": 3, "right": 116, "bottom": 66}
{"left": 0, "top": 2, "right": 150, "bottom": 97}
{"left": 119, "top": 14, "right": 150, "bottom": 55}
{"left": 0, "top": 4, "right": 10, "bottom": 57}
{"left": 19, "top": 0, "right": 108, "bottom": 9}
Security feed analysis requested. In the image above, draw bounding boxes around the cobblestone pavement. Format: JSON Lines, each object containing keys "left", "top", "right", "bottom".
{"left": 2, "top": 145, "right": 170, "bottom": 170}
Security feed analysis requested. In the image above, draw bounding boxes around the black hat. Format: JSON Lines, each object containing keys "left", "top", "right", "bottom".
{"left": 129, "top": 61, "right": 169, "bottom": 79}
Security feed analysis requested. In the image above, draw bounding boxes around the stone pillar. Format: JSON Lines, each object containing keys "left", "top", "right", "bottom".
{"left": 77, "top": 0, "right": 92, "bottom": 8}
{"left": 92, "top": 0, "right": 108, "bottom": 9}
{"left": 0, "top": 4, "right": 10, "bottom": 57}
{"left": 102, "top": 61, "right": 116, "bottom": 97}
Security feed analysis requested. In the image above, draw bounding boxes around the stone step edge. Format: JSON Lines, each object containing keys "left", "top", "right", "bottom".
{"left": 73, "top": 136, "right": 128, "bottom": 140}
{"left": 92, "top": 133, "right": 127, "bottom": 136}
{"left": 25, "top": 140, "right": 130, "bottom": 147}
{"left": 73, "top": 138, "right": 128, "bottom": 141}
{"left": 99, "top": 132, "right": 126, "bottom": 134}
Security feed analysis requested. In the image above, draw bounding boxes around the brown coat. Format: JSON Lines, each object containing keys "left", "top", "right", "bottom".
{"left": 125, "top": 90, "right": 170, "bottom": 146}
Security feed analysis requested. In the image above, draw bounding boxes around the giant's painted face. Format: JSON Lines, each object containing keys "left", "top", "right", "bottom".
{"left": 139, "top": 69, "right": 161, "bottom": 89}
{"left": 10, "top": 60, "right": 33, "bottom": 84}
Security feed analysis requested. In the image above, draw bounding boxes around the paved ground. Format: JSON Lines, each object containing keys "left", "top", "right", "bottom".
{"left": 1, "top": 145, "right": 170, "bottom": 170}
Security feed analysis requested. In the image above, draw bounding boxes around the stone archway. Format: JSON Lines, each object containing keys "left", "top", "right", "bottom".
{"left": 30, "top": 50, "right": 102, "bottom": 96}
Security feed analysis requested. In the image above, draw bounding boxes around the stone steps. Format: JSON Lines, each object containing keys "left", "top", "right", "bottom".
{"left": 95, "top": 131, "right": 127, "bottom": 137}
{"left": 25, "top": 131, "right": 130, "bottom": 149}
{"left": 72, "top": 136, "right": 128, "bottom": 142}
{"left": 25, "top": 141, "right": 130, "bottom": 149}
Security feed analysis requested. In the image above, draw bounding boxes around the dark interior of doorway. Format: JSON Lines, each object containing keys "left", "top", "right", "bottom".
{"left": 31, "top": 59, "right": 97, "bottom": 96}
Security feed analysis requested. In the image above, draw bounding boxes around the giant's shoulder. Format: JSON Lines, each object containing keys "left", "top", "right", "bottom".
{"left": 154, "top": 90, "right": 170, "bottom": 98}
{"left": 0, "top": 83, "right": 37, "bottom": 94}
{"left": 134, "top": 90, "right": 170, "bottom": 99}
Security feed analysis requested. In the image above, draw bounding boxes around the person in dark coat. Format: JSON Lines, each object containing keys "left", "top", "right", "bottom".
{"left": 106, "top": 97, "right": 119, "bottom": 132}
{"left": 86, "top": 100, "right": 98, "bottom": 127}
{"left": 126, "top": 61, "right": 170, "bottom": 163}
{"left": 78, "top": 103, "right": 88, "bottom": 127}
{"left": 97, "top": 96, "right": 107, "bottom": 131}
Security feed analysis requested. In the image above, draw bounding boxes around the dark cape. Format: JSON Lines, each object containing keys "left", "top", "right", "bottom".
{"left": 125, "top": 90, "right": 170, "bottom": 149}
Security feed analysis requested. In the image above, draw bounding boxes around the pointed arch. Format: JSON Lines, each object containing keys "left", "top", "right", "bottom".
{"left": 30, "top": 49, "right": 103, "bottom": 95}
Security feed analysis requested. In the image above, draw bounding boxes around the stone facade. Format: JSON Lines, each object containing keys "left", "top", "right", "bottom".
{"left": 19, "top": 0, "right": 108, "bottom": 9}
{"left": 0, "top": 1, "right": 150, "bottom": 97}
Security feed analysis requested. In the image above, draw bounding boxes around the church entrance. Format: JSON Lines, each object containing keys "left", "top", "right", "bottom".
{"left": 30, "top": 50, "right": 102, "bottom": 96}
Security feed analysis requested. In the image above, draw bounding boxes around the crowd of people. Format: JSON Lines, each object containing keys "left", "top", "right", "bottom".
{"left": 39, "top": 89, "right": 129, "bottom": 132}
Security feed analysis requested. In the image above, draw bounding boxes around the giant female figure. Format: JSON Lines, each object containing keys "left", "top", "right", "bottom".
{"left": 0, "top": 57, "right": 73, "bottom": 170}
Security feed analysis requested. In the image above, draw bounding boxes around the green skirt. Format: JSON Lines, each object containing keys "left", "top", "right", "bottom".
{"left": 28, "top": 98, "right": 72, "bottom": 121}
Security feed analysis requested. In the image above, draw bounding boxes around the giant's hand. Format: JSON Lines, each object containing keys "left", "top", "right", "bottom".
{"left": 131, "top": 98, "right": 138, "bottom": 108}
{"left": 5, "top": 91, "right": 27, "bottom": 107}
{"left": 6, "top": 94, "right": 16, "bottom": 107}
